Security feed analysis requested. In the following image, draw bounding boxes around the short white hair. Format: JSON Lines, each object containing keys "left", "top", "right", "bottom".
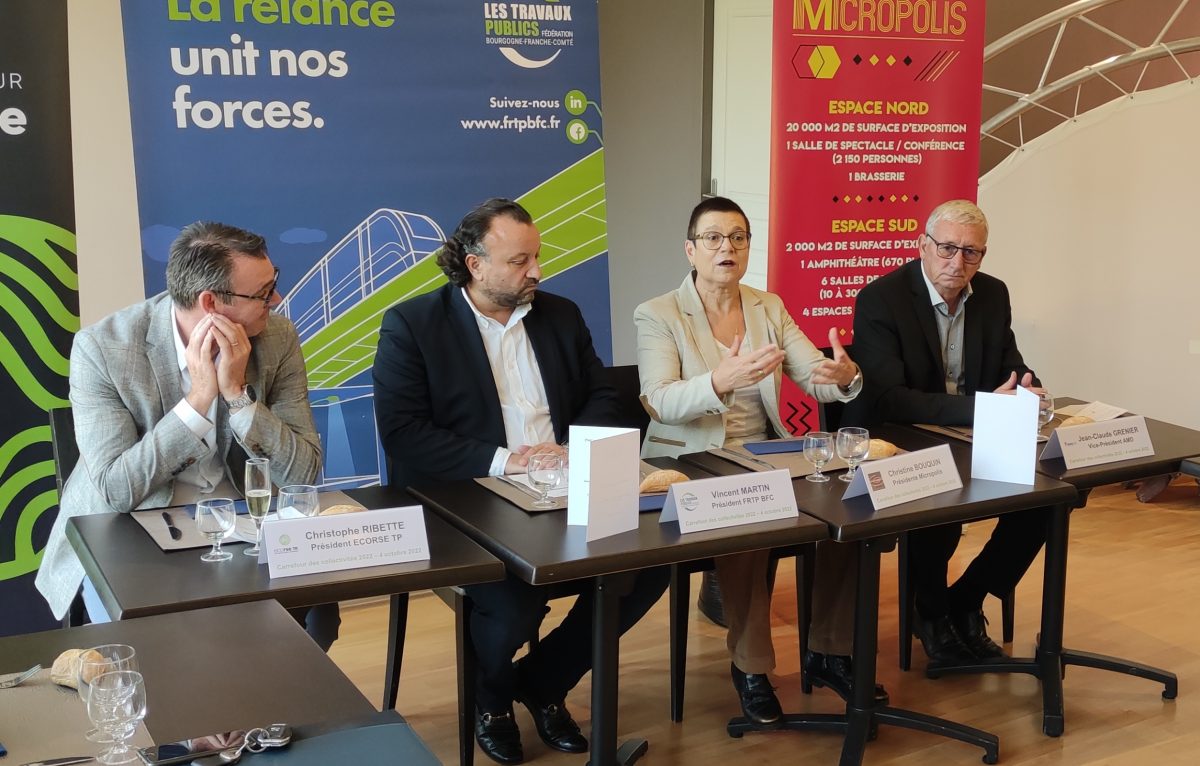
{"left": 925, "top": 199, "right": 988, "bottom": 237}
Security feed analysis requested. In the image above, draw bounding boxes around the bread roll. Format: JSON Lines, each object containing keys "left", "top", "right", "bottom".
{"left": 867, "top": 439, "right": 899, "bottom": 460}
{"left": 1059, "top": 415, "right": 1094, "bottom": 428}
{"left": 51, "top": 647, "right": 104, "bottom": 688}
{"left": 639, "top": 469, "right": 689, "bottom": 493}
{"left": 319, "top": 504, "right": 364, "bottom": 516}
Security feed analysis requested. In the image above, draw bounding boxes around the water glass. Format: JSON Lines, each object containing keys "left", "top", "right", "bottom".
{"left": 87, "top": 670, "right": 146, "bottom": 765}
{"left": 77, "top": 644, "right": 138, "bottom": 743}
{"left": 196, "top": 497, "right": 236, "bottom": 562}
{"left": 527, "top": 453, "right": 563, "bottom": 508}
{"left": 836, "top": 427, "right": 870, "bottom": 483}
{"left": 803, "top": 431, "right": 834, "bottom": 483}
{"left": 280, "top": 484, "right": 320, "bottom": 517}
{"left": 1038, "top": 390, "right": 1055, "bottom": 430}
{"left": 244, "top": 457, "right": 272, "bottom": 556}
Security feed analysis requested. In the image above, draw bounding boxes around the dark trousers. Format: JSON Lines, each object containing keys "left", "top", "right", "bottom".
{"left": 910, "top": 507, "right": 1050, "bottom": 619}
{"left": 287, "top": 602, "right": 341, "bottom": 652}
{"left": 464, "top": 566, "right": 670, "bottom": 712}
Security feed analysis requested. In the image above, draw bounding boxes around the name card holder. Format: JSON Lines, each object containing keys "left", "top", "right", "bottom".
{"left": 1040, "top": 415, "right": 1154, "bottom": 470}
{"left": 660, "top": 469, "right": 797, "bottom": 534}
{"left": 843, "top": 444, "right": 962, "bottom": 510}
{"left": 265, "top": 506, "right": 430, "bottom": 579}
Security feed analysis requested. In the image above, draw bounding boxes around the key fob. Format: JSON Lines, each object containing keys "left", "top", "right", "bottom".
{"left": 257, "top": 723, "right": 293, "bottom": 748}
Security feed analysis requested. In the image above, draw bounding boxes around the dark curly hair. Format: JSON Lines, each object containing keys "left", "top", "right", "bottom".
{"left": 436, "top": 198, "right": 534, "bottom": 286}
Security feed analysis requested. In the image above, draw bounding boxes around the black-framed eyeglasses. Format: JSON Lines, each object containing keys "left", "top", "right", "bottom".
{"left": 690, "top": 231, "right": 751, "bottom": 250}
{"left": 217, "top": 267, "right": 280, "bottom": 307}
{"left": 924, "top": 233, "right": 985, "bottom": 264}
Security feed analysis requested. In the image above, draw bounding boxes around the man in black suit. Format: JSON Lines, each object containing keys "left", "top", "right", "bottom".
{"left": 373, "top": 198, "right": 668, "bottom": 764}
{"left": 844, "top": 199, "right": 1047, "bottom": 665}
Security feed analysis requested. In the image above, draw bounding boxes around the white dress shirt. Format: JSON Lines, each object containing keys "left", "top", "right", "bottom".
{"left": 461, "top": 289, "right": 555, "bottom": 475}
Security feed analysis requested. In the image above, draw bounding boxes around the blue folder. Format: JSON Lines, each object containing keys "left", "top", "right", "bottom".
{"left": 742, "top": 439, "right": 806, "bottom": 455}
{"left": 253, "top": 722, "right": 439, "bottom": 765}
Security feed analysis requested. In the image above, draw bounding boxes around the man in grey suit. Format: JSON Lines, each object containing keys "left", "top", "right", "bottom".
{"left": 35, "top": 221, "right": 338, "bottom": 649}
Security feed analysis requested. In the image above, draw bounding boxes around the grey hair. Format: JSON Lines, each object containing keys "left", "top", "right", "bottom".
{"left": 924, "top": 199, "right": 989, "bottom": 237}
{"left": 166, "top": 221, "right": 268, "bottom": 309}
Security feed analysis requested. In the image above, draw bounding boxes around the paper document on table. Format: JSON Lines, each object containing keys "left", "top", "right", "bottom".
{"left": 507, "top": 472, "right": 569, "bottom": 498}
{"left": 1054, "top": 401, "right": 1127, "bottom": 421}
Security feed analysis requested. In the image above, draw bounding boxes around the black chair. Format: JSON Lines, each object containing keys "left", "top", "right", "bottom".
{"left": 813, "top": 346, "right": 1015, "bottom": 671}
{"left": 48, "top": 407, "right": 87, "bottom": 629}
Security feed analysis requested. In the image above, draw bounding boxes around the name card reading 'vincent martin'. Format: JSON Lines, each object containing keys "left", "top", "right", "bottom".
{"left": 1040, "top": 415, "right": 1154, "bottom": 470}
{"left": 266, "top": 506, "right": 430, "bottom": 579}
{"left": 844, "top": 444, "right": 962, "bottom": 510}
{"left": 660, "top": 469, "right": 797, "bottom": 534}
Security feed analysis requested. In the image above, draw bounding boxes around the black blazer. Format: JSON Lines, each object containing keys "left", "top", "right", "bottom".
{"left": 842, "top": 259, "right": 1035, "bottom": 427}
{"left": 372, "top": 283, "right": 618, "bottom": 488}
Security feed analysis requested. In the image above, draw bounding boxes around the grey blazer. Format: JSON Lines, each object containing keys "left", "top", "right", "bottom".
{"left": 36, "top": 293, "right": 322, "bottom": 618}
{"left": 634, "top": 274, "right": 857, "bottom": 458}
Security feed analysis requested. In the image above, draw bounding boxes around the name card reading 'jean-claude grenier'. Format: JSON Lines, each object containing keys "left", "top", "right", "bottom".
{"left": 843, "top": 444, "right": 962, "bottom": 510}
{"left": 265, "top": 506, "right": 430, "bottom": 579}
{"left": 1040, "top": 415, "right": 1154, "bottom": 470}
{"left": 659, "top": 469, "right": 797, "bottom": 534}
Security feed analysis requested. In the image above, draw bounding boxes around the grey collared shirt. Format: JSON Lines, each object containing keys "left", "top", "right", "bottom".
{"left": 920, "top": 269, "right": 972, "bottom": 395}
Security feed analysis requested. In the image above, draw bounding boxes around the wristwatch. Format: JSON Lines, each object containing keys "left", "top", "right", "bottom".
{"left": 839, "top": 366, "right": 863, "bottom": 395}
{"left": 224, "top": 384, "right": 257, "bottom": 410}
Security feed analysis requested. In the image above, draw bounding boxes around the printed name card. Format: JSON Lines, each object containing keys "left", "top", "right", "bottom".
{"left": 659, "top": 469, "right": 797, "bottom": 534}
{"left": 1040, "top": 415, "right": 1154, "bottom": 470}
{"left": 567, "top": 425, "right": 640, "bottom": 541}
{"left": 265, "top": 506, "right": 430, "bottom": 579}
{"left": 843, "top": 444, "right": 962, "bottom": 510}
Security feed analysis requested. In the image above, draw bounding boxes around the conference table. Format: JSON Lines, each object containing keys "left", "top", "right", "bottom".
{"left": 682, "top": 425, "right": 1078, "bottom": 765}
{"left": 0, "top": 600, "right": 438, "bottom": 764}
{"left": 408, "top": 462, "right": 831, "bottom": 766}
{"left": 66, "top": 487, "right": 506, "bottom": 709}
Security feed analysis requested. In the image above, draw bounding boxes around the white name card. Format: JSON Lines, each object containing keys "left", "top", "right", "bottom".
{"left": 567, "top": 425, "right": 640, "bottom": 541}
{"left": 843, "top": 444, "right": 962, "bottom": 510}
{"left": 660, "top": 469, "right": 797, "bottom": 534}
{"left": 265, "top": 505, "right": 430, "bottom": 579}
{"left": 971, "top": 386, "right": 1038, "bottom": 485}
{"left": 1040, "top": 415, "right": 1154, "bottom": 470}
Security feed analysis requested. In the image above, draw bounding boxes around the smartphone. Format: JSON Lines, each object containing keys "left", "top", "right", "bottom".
{"left": 138, "top": 731, "right": 245, "bottom": 765}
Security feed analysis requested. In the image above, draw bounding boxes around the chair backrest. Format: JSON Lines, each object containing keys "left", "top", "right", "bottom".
{"left": 601, "top": 364, "right": 650, "bottom": 442}
{"left": 815, "top": 344, "right": 853, "bottom": 433}
{"left": 48, "top": 407, "right": 79, "bottom": 497}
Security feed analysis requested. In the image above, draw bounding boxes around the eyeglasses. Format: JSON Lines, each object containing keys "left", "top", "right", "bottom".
{"left": 217, "top": 267, "right": 280, "bottom": 307}
{"left": 924, "top": 233, "right": 985, "bottom": 264}
{"left": 690, "top": 231, "right": 751, "bottom": 250}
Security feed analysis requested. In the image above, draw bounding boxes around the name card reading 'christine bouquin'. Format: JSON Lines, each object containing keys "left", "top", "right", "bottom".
{"left": 1040, "top": 415, "right": 1154, "bottom": 470}
{"left": 659, "top": 469, "right": 797, "bottom": 534}
{"left": 843, "top": 444, "right": 962, "bottom": 510}
{"left": 265, "top": 506, "right": 430, "bottom": 579}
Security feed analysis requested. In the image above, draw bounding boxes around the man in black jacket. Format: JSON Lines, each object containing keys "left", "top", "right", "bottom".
{"left": 845, "top": 199, "right": 1046, "bottom": 665}
{"left": 373, "top": 198, "right": 667, "bottom": 764}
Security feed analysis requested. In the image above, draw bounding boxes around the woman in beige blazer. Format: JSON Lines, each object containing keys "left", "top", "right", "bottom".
{"left": 634, "top": 196, "right": 885, "bottom": 725}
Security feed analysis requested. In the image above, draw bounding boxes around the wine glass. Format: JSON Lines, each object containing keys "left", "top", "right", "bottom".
{"left": 244, "top": 457, "right": 271, "bottom": 556}
{"left": 279, "top": 484, "right": 320, "bottom": 517}
{"left": 87, "top": 670, "right": 147, "bottom": 765}
{"left": 803, "top": 431, "right": 834, "bottom": 483}
{"left": 1038, "top": 390, "right": 1055, "bottom": 431}
{"left": 527, "top": 453, "right": 563, "bottom": 509}
{"left": 77, "top": 644, "right": 138, "bottom": 743}
{"left": 836, "top": 427, "right": 870, "bottom": 483}
{"left": 195, "top": 497, "right": 236, "bottom": 562}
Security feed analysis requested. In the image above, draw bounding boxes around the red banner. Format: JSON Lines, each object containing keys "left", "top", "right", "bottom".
{"left": 768, "top": 0, "right": 985, "bottom": 433}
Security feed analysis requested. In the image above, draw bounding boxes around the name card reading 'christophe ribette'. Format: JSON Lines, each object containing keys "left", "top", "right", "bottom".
{"left": 659, "top": 469, "right": 797, "bottom": 534}
{"left": 266, "top": 506, "right": 430, "bottom": 579}
{"left": 843, "top": 444, "right": 962, "bottom": 510}
{"left": 1040, "top": 415, "right": 1154, "bottom": 470}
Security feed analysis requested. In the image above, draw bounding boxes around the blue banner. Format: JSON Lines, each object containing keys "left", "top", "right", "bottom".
{"left": 120, "top": 0, "right": 610, "bottom": 487}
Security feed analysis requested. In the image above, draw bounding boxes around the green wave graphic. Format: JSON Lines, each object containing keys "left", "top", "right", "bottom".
{"left": 0, "top": 489, "right": 56, "bottom": 581}
{"left": 0, "top": 427, "right": 55, "bottom": 581}
{"left": 0, "top": 216, "right": 79, "bottom": 290}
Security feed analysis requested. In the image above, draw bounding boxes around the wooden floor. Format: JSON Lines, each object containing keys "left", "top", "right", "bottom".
{"left": 328, "top": 477, "right": 1200, "bottom": 765}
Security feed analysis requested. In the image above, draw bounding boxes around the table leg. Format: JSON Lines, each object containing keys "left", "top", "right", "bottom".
{"left": 588, "top": 573, "right": 646, "bottom": 766}
{"left": 1036, "top": 502, "right": 1069, "bottom": 736}
{"left": 382, "top": 592, "right": 409, "bottom": 711}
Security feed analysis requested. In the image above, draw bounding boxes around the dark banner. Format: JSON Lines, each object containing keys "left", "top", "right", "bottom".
{"left": 0, "top": 0, "right": 80, "bottom": 635}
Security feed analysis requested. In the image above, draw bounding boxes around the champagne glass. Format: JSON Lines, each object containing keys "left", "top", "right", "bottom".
{"left": 527, "top": 453, "right": 563, "bottom": 509}
{"left": 279, "top": 484, "right": 320, "bottom": 517}
{"left": 244, "top": 457, "right": 271, "bottom": 556}
{"left": 87, "top": 670, "right": 146, "bottom": 765}
{"left": 1038, "top": 390, "right": 1055, "bottom": 430}
{"left": 836, "top": 427, "right": 870, "bottom": 483}
{"left": 803, "top": 431, "right": 834, "bottom": 483}
{"left": 196, "top": 497, "right": 236, "bottom": 562}
{"left": 77, "top": 644, "right": 138, "bottom": 743}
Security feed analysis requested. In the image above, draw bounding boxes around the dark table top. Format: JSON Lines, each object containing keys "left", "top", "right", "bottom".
{"left": 0, "top": 600, "right": 379, "bottom": 744}
{"left": 408, "top": 458, "right": 829, "bottom": 585}
{"left": 68, "top": 487, "right": 505, "bottom": 620}
{"left": 682, "top": 425, "right": 1078, "bottom": 542}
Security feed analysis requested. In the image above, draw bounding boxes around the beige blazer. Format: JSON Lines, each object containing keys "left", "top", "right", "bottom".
{"left": 634, "top": 274, "right": 857, "bottom": 458}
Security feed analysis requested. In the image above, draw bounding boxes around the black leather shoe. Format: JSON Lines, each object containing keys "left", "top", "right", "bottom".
{"left": 952, "top": 609, "right": 1006, "bottom": 660}
{"left": 698, "top": 570, "right": 727, "bottom": 627}
{"left": 516, "top": 694, "right": 588, "bottom": 754}
{"left": 912, "top": 609, "right": 976, "bottom": 664}
{"left": 803, "top": 650, "right": 889, "bottom": 704}
{"left": 729, "top": 663, "right": 782, "bottom": 726}
{"left": 475, "top": 708, "right": 523, "bottom": 765}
